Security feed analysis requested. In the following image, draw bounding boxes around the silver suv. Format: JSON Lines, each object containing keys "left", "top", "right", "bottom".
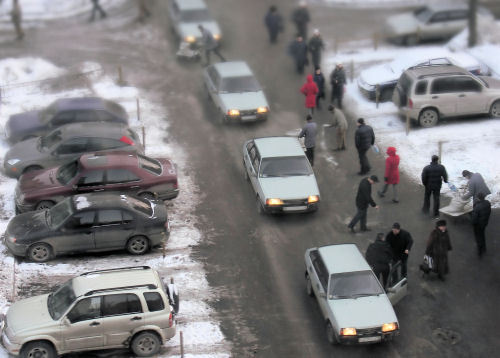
{"left": 1, "top": 266, "right": 178, "bottom": 358}
{"left": 393, "top": 64, "right": 500, "bottom": 127}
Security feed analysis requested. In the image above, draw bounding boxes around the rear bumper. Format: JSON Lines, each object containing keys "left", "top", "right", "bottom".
{"left": 397, "top": 106, "right": 419, "bottom": 121}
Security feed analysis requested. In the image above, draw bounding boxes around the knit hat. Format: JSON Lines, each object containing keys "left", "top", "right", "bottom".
{"left": 432, "top": 155, "right": 439, "bottom": 162}
{"left": 370, "top": 175, "right": 379, "bottom": 183}
{"left": 436, "top": 219, "right": 447, "bottom": 227}
{"left": 357, "top": 118, "right": 365, "bottom": 125}
{"left": 392, "top": 222, "right": 400, "bottom": 229}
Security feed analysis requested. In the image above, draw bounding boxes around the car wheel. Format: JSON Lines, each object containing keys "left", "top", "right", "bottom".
{"left": 35, "top": 201, "right": 55, "bottom": 211}
{"left": 139, "top": 192, "right": 155, "bottom": 201}
{"left": 20, "top": 341, "right": 56, "bottom": 358}
{"left": 489, "top": 100, "right": 500, "bottom": 118}
{"left": 127, "top": 236, "right": 150, "bottom": 255}
{"left": 404, "top": 34, "right": 418, "bottom": 46}
{"left": 326, "top": 322, "right": 339, "bottom": 345}
{"left": 28, "top": 243, "right": 53, "bottom": 263}
{"left": 306, "top": 274, "right": 314, "bottom": 297}
{"left": 22, "top": 165, "right": 43, "bottom": 174}
{"left": 256, "top": 196, "right": 265, "bottom": 215}
{"left": 131, "top": 331, "right": 161, "bottom": 357}
{"left": 418, "top": 108, "right": 439, "bottom": 128}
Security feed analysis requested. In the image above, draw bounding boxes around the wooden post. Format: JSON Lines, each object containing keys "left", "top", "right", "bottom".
{"left": 350, "top": 60, "right": 354, "bottom": 83}
{"left": 373, "top": 32, "right": 379, "bottom": 51}
{"left": 406, "top": 112, "right": 410, "bottom": 136}
{"left": 438, "top": 141, "right": 443, "bottom": 162}
{"left": 375, "top": 84, "right": 380, "bottom": 109}
{"left": 11, "top": 259, "right": 16, "bottom": 302}
{"left": 136, "top": 98, "right": 146, "bottom": 153}
{"left": 180, "top": 331, "right": 184, "bottom": 358}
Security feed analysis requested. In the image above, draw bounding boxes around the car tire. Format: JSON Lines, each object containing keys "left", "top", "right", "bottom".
{"left": 256, "top": 196, "right": 265, "bottom": 215}
{"left": 126, "top": 236, "right": 150, "bottom": 255}
{"left": 326, "top": 322, "right": 339, "bottom": 345}
{"left": 22, "top": 165, "right": 43, "bottom": 175}
{"left": 489, "top": 100, "right": 500, "bottom": 118}
{"left": 139, "top": 192, "right": 156, "bottom": 201}
{"left": 306, "top": 274, "right": 314, "bottom": 297}
{"left": 20, "top": 341, "right": 56, "bottom": 358}
{"left": 28, "top": 243, "right": 53, "bottom": 263}
{"left": 418, "top": 108, "right": 439, "bottom": 127}
{"left": 404, "top": 34, "right": 418, "bottom": 46}
{"left": 35, "top": 200, "right": 55, "bottom": 211}
{"left": 130, "top": 331, "right": 161, "bottom": 357}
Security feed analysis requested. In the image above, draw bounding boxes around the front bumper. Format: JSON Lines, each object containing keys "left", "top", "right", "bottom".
{"left": 338, "top": 330, "right": 398, "bottom": 345}
{"left": 2, "top": 329, "right": 21, "bottom": 355}
{"left": 14, "top": 199, "right": 36, "bottom": 214}
{"left": 265, "top": 201, "right": 319, "bottom": 214}
{"left": 225, "top": 112, "right": 267, "bottom": 122}
{"left": 4, "top": 237, "right": 28, "bottom": 257}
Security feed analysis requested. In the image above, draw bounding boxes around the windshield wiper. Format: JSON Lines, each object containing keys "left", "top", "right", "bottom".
{"left": 352, "top": 293, "right": 376, "bottom": 298}
{"left": 332, "top": 295, "right": 352, "bottom": 299}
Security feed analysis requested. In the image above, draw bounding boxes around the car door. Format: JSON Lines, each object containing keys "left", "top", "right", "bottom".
{"left": 55, "top": 211, "right": 96, "bottom": 253}
{"left": 62, "top": 296, "right": 103, "bottom": 351}
{"left": 99, "top": 294, "right": 145, "bottom": 347}
{"left": 93, "top": 209, "right": 133, "bottom": 250}
{"left": 385, "top": 261, "right": 408, "bottom": 306}
{"left": 104, "top": 168, "right": 142, "bottom": 194}
{"left": 429, "top": 77, "right": 457, "bottom": 116}
{"left": 453, "top": 76, "right": 487, "bottom": 115}
{"left": 74, "top": 170, "right": 106, "bottom": 193}
{"left": 306, "top": 250, "right": 330, "bottom": 318}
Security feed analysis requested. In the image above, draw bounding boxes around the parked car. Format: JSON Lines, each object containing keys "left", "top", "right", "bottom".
{"left": 305, "top": 243, "right": 406, "bottom": 345}
{"left": 0, "top": 266, "right": 177, "bottom": 357}
{"left": 167, "top": 0, "right": 221, "bottom": 45}
{"left": 15, "top": 151, "right": 178, "bottom": 213}
{"left": 358, "top": 49, "right": 489, "bottom": 101}
{"left": 5, "top": 97, "right": 129, "bottom": 144}
{"left": 383, "top": 3, "right": 493, "bottom": 46}
{"left": 3, "top": 122, "right": 142, "bottom": 178}
{"left": 393, "top": 64, "right": 500, "bottom": 127}
{"left": 204, "top": 61, "right": 270, "bottom": 123}
{"left": 4, "top": 192, "right": 169, "bottom": 262}
{"left": 243, "top": 136, "right": 320, "bottom": 214}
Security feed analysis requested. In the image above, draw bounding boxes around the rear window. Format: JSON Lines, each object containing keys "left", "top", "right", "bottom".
{"left": 120, "top": 195, "right": 153, "bottom": 216}
{"left": 144, "top": 292, "right": 165, "bottom": 312}
{"left": 138, "top": 154, "right": 162, "bottom": 175}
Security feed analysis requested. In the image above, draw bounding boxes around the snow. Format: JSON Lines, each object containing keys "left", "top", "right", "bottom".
{"left": 74, "top": 195, "right": 90, "bottom": 210}
{"left": 321, "top": 0, "right": 437, "bottom": 8}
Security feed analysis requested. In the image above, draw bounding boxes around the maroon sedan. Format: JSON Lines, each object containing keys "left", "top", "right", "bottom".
{"left": 15, "top": 151, "right": 179, "bottom": 213}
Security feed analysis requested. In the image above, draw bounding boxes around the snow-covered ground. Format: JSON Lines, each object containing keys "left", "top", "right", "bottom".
{"left": 321, "top": 0, "right": 436, "bottom": 8}
{"left": 0, "top": 57, "right": 230, "bottom": 357}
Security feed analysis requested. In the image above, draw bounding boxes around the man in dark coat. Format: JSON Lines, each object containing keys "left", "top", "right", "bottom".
{"left": 385, "top": 222, "right": 413, "bottom": 277}
{"left": 288, "top": 35, "right": 308, "bottom": 74}
{"left": 471, "top": 192, "right": 491, "bottom": 257}
{"left": 425, "top": 220, "right": 452, "bottom": 281}
{"left": 264, "top": 6, "right": 283, "bottom": 44}
{"left": 355, "top": 118, "right": 375, "bottom": 175}
{"left": 330, "top": 62, "right": 346, "bottom": 108}
{"left": 348, "top": 175, "right": 379, "bottom": 233}
{"left": 199, "top": 24, "right": 226, "bottom": 65}
{"left": 89, "top": 0, "right": 107, "bottom": 22}
{"left": 366, "top": 233, "right": 393, "bottom": 287}
{"left": 298, "top": 114, "right": 317, "bottom": 165}
{"left": 291, "top": 2, "right": 310, "bottom": 40}
{"left": 308, "top": 29, "right": 324, "bottom": 69}
{"left": 421, "top": 155, "right": 448, "bottom": 218}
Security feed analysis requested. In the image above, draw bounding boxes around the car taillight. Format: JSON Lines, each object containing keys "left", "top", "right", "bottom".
{"left": 119, "top": 136, "right": 134, "bottom": 145}
{"left": 174, "top": 180, "right": 178, "bottom": 189}
{"left": 168, "top": 311, "right": 173, "bottom": 327}
{"left": 408, "top": 98, "right": 413, "bottom": 109}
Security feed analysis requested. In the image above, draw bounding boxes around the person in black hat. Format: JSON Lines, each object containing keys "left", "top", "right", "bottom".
{"left": 365, "top": 233, "right": 393, "bottom": 287}
{"left": 421, "top": 155, "right": 448, "bottom": 218}
{"left": 355, "top": 118, "right": 375, "bottom": 175}
{"left": 425, "top": 220, "right": 452, "bottom": 281}
{"left": 385, "top": 222, "right": 413, "bottom": 277}
{"left": 348, "top": 175, "right": 379, "bottom": 233}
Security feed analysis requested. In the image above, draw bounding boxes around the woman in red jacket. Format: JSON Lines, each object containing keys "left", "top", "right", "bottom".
{"left": 300, "top": 74, "right": 319, "bottom": 115}
{"left": 378, "top": 146, "right": 400, "bottom": 203}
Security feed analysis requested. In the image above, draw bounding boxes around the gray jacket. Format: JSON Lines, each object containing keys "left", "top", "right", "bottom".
{"left": 329, "top": 109, "right": 348, "bottom": 131}
{"left": 200, "top": 27, "right": 218, "bottom": 50}
{"left": 463, "top": 172, "right": 491, "bottom": 201}
{"left": 299, "top": 122, "right": 317, "bottom": 148}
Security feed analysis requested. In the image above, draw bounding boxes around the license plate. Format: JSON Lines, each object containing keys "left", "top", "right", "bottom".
{"left": 283, "top": 206, "right": 307, "bottom": 212}
{"left": 359, "top": 336, "right": 381, "bottom": 343}
{"left": 241, "top": 115, "right": 257, "bottom": 121}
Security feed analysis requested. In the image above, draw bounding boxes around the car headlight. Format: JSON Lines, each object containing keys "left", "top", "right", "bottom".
{"left": 228, "top": 109, "right": 240, "bottom": 116}
{"left": 7, "top": 159, "right": 20, "bottom": 166}
{"left": 213, "top": 33, "right": 221, "bottom": 41}
{"left": 185, "top": 35, "right": 196, "bottom": 43}
{"left": 7, "top": 236, "right": 17, "bottom": 243}
{"left": 382, "top": 322, "right": 398, "bottom": 332}
{"left": 340, "top": 327, "right": 357, "bottom": 336}
{"left": 257, "top": 106, "right": 268, "bottom": 114}
{"left": 266, "top": 198, "right": 283, "bottom": 206}
{"left": 308, "top": 195, "right": 319, "bottom": 203}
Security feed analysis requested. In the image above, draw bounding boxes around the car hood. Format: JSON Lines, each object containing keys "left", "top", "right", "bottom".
{"left": 359, "top": 64, "right": 397, "bottom": 88}
{"left": 220, "top": 91, "right": 268, "bottom": 111}
{"left": 180, "top": 21, "right": 220, "bottom": 39}
{"left": 330, "top": 294, "right": 398, "bottom": 328}
{"left": 6, "top": 110, "right": 43, "bottom": 140}
{"left": 19, "top": 168, "right": 63, "bottom": 195}
{"left": 7, "top": 211, "right": 50, "bottom": 239}
{"left": 4, "top": 137, "right": 45, "bottom": 164}
{"left": 259, "top": 175, "right": 319, "bottom": 199}
{"left": 6, "top": 294, "right": 56, "bottom": 335}
{"left": 385, "top": 13, "right": 419, "bottom": 35}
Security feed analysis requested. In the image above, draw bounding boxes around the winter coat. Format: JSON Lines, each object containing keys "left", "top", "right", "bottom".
{"left": 298, "top": 121, "right": 317, "bottom": 149}
{"left": 384, "top": 147, "right": 400, "bottom": 184}
{"left": 472, "top": 199, "right": 491, "bottom": 228}
{"left": 200, "top": 27, "right": 218, "bottom": 50}
{"left": 425, "top": 228, "right": 452, "bottom": 277}
{"left": 355, "top": 177, "right": 376, "bottom": 209}
{"left": 301, "top": 75, "right": 319, "bottom": 108}
{"left": 313, "top": 72, "right": 325, "bottom": 96}
{"left": 288, "top": 40, "right": 308, "bottom": 66}
{"left": 330, "top": 68, "right": 346, "bottom": 91}
{"left": 355, "top": 123, "right": 375, "bottom": 151}
{"left": 366, "top": 238, "right": 393, "bottom": 269}
{"left": 386, "top": 229, "right": 413, "bottom": 261}
{"left": 463, "top": 172, "right": 491, "bottom": 201}
{"left": 292, "top": 7, "right": 310, "bottom": 26}
{"left": 308, "top": 36, "right": 324, "bottom": 56}
{"left": 264, "top": 11, "right": 283, "bottom": 34}
{"left": 330, "top": 109, "right": 348, "bottom": 131}
{"left": 421, "top": 162, "right": 448, "bottom": 190}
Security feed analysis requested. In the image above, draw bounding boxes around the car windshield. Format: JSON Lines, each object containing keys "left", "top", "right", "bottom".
{"left": 41, "top": 102, "right": 58, "bottom": 123}
{"left": 220, "top": 76, "right": 261, "bottom": 93}
{"left": 120, "top": 195, "right": 153, "bottom": 216}
{"left": 414, "top": 7, "right": 433, "bottom": 22}
{"left": 259, "top": 156, "right": 312, "bottom": 178}
{"left": 47, "top": 279, "right": 77, "bottom": 320}
{"left": 39, "top": 130, "right": 62, "bottom": 150}
{"left": 57, "top": 160, "right": 80, "bottom": 185}
{"left": 181, "top": 9, "right": 211, "bottom": 22}
{"left": 328, "top": 271, "right": 384, "bottom": 299}
{"left": 138, "top": 154, "right": 162, "bottom": 175}
{"left": 48, "top": 198, "right": 73, "bottom": 228}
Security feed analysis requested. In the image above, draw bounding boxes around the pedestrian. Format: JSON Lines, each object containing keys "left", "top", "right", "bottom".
{"left": 313, "top": 67, "right": 325, "bottom": 110}
{"left": 264, "top": 5, "right": 283, "bottom": 44}
{"left": 471, "top": 192, "right": 491, "bottom": 258}
{"left": 298, "top": 114, "right": 317, "bottom": 166}
{"left": 291, "top": 1, "right": 310, "bottom": 40}
{"left": 198, "top": 24, "right": 226, "bottom": 66}
{"left": 300, "top": 74, "right": 319, "bottom": 115}
{"left": 89, "top": 0, "right": 107, "bottom": 22}
{"left": 378, "top": 146, "right": 400, "bottom": 203}
{"left": 385, "top": 223, "right": 413, "bottom": 277}
{"left": 421, "top": 155, "right": 448, "bottom": 218}
{"left": 365, "top": 233, "right": 393, "bottom": 287}
{"left": 330, "top": 62, "right": 346, "bottom": 109}
{"left": 348, "top": 175, "right": 379, "bottom": 233}
{"left": 288, "top": 35, "right": 308, "bottom": 74}
{"left": 10, "top": 0, "right": 24, "bottom": 40}
{"left": 461, "top": 170, "right": 491, "bottom": 204}
{"left": 354, "top": 118, "right": 375, "bottom": 175}
{"left": 425, "top": 220, "right": 452, "bottom": 281}
{"left": 137, "top": 0, "right": 151, "bottom": 23}
{"left": 308, "top": 29, "right": 324, "bottom": 69}
{"left": 326, "top": 105, "right": 347, "bottom": 150}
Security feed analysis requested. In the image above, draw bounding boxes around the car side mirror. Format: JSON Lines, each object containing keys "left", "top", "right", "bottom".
{"left": 72, "top": 184, "right": 78, "bottom": 190}
{"left": 62, "top": 317, "right": 71, "bottom": 326}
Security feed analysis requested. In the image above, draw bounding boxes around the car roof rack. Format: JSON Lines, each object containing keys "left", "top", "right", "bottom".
{"left": 84, "top": 284, "right": 157, "bottom": 296}
{"left": 408, "top": 62, "right": 452, "bottom": 71}
{"left": 417, "top": 72, "right": 467, "bottom": 80}
{"left": 80, "top": 266, "right": 151, "bottom": 276}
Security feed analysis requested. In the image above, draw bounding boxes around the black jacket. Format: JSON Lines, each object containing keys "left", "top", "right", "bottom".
{"left": 355, "top": 124, "right": 375, "bottom": 151}
{"left": 356, "top": 178, "right": 376, "bottom": 209}
{"left": 472, "top": 199, "right": 491, "bottom": 227}
{"left": 366, "top": 239, "right": 393, "bottom": 268}
{"left": 330, "top": 68, "right": 346, "bottom": 88}
{"left": 292, "top": 7, "right": 310, "bottom": 26}
{"left": 308, "top": 36, "right": 324, "bottom": 55}
{"left": 313, "top": 73, "right": 325, "bottom": 94}
{"left": 264, "top": 12, "right": 283, "bottom": 34}
{"left": 421, "top": 162, "right": 448, "bottom": 190}
{"left": 386, "top": 229, "right": 413, "bottom": 260}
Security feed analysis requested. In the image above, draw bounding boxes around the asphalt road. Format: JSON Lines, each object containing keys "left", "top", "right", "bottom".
{"left": 1, "top": 1, "right": 499, "bottom": 357}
